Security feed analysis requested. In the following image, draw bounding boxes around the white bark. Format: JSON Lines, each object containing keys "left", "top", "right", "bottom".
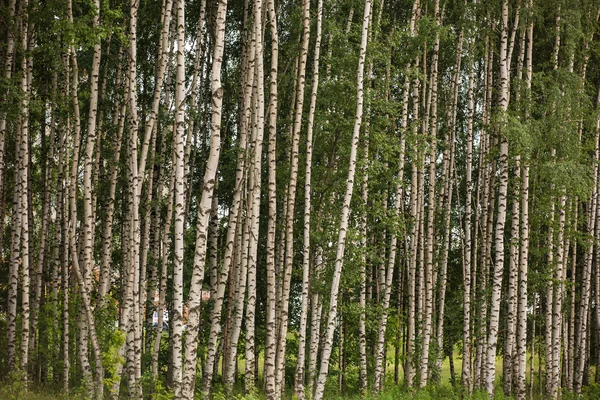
{"left": 274, "top": 0, "right": 310, "bottom": 393}
{"left": 485, "top": 0, "right": 510, "bottom": 395}
{"left": 294, "top": 0, "right": 323, "bottom": 395}
{"left": 171, "top": 0, "right": 186, "bottom": 395}
{"left": 264, "top": 0, "right": 279, "bottom": 396}
{"left": 313, "top": 0, "right": 371, "bottom": 398}
{"left": 196, "top": 0, "right": 229, "bottom": 394}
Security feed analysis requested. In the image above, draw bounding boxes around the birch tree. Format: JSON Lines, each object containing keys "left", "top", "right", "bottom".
{"left": 313, "top": 0, "right": 371, "bottom": 398}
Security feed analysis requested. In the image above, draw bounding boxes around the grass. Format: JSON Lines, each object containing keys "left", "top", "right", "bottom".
{"left": 2, "top": 342, "right": 598, "bottom": 399}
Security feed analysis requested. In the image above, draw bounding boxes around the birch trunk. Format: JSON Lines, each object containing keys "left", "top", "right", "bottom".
{"left": 485, "top": 0, "right": 510, "bottom": 395}
{"left": 4, "top": 0, "right": 18, "bottom": 374}
{"left": 183, "top": 0, "right": 228, "bottom": 394}
{"left": 462, "top": 35, "right": 476, "bottom": 393}
{"left": 18, "top": 0, "right": 32, "bottom": 384}
{"left": 516, "top": 7, "right": 533, "bottom": 397}
{"left": 193, "top": 0, "right": 227, "bottom": 395}
{"left": 274, "top": 0, "right": 310, "bottom": 393}
{"left": 264, "top": 0, "right": 279, "bottom": 396}
{"left": 575, "top": 107, "right": 599, "bottom": 393}
{"left": 171, "top": 0, "right": 186, "bottom": 395}
{"left": 221, "top": 3, "right": 256, "bottom": 385}
{"left": 244, "top": 0, "right": 265, "bottom": 389}
{"left": 313, "top": 0, "right": 371, "bottom": 397}
{"left": 504, "top": 157, "right": 521, "bottom": 396}
{"left": 152, "top": 153, "right": 176, "bottom": 379}
{"left": 419, "top": 0, "right": 440, "bottom": 385}
{"left": 358, "top": 141, "right": 369, "bottom": 393}
{"left": 294, "top": 0, "right": 323, "bottom": 395}
{"left": 81, "top": 0, "right": 102, "bottom": 299}
{"left": 0, "top": 0, "right": 16, "bottom": 256}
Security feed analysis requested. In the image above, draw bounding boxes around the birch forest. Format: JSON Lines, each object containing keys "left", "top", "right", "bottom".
{"left": 2, "top": 0, "right": 600, "bottom": 399}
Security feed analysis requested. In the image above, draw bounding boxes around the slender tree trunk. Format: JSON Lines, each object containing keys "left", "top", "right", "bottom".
{"left": 194, "top": 0, "right": 228, "bottom": 395}
{"left": 221, "top": 2, "right": 256, "bottom": 385}
{"left": 0, "top": 0, "right": 16, "bottom": 260}
{"left": 171, "top": 0, "right": 186, "bottom": 395}
{"left": 244, "top": 0, "right": 265, "bottom": 390}
{"left": 574, "top": 85, "right": 600, "bottom": 395}
{"left": 274, "top": 0, "right": 310, "bottom": 394}
{"left": 16, "top": 0, "right": 32, "bottom": 386}
{"left": 517, "top": 163, "right": 530, "bottom": 400}
{"left": 485, "top": 1, "right": 510, "bottom": 395}
{"left": 152, "top": 153, "right": 176, "bottom": 379}
{"left": 517, "top": 8, "right": 533, "bottom": 397}
{"left": 462, "top": 34, "right": 476, "bottom": 393}
{"left": 419, "top": 0, "right": 440, "bottom": 386}
{"left": 504, "top": 157, "right": 521, "bottom": 396}
{"left": 313, "top": 1, "right": 371, "bottom": 398}
{"left": 294, "top": 0, "right": 323, "bottom": 395}
{"left": 358, "top": 139, "right": 369, "bottom": 394}
{"left": 264, "top": 0, "right": 279, "bottom": 396}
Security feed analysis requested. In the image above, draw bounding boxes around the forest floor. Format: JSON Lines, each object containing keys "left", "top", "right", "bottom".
{"left": 1, "top": 347, "right": 598, "bottom": 400}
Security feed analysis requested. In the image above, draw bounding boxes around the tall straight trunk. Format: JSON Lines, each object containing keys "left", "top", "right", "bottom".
{"left": 394, "top": 55, "right": 411, "bottom": 388}
{"left": 462, "top": 34, "right": 476, "bottom": 393}
{"left": 139, "top": 129, "right": 157, "bottom": 359}
{"left": 307, "top": 248, "right": 324, "bottom": 393}
{"left": 404, "top": 2, "right": 421, "bottom": 387}
{"left": 419, "top": 0, "right": 440, "bottom": 386}
{"left": 125, "top": 111, "right": 142, "bottom": 400}
{"left": 152, "top": 155, "right": 176, "bottom": 379}
{"left": 566, "top": 204, "right": 577, "bottom": 391}
{"left": 183, "top": 1, "right": 207, "bottom": 223}
{"left": 244, "top": 0, "right": 265, "bottom": 389}
{"left": 274, "top": 52, "right": 298, "bottom": 339}
{"left": 545, "top": 14, "right": 561, "bottom": 397}
{"left": 8, "top": 119, "right": 21, "bottom": 377}
{"left": 575, "top": 105, "right": 599, "bottom": 393}
{"left": 485, "top": 0, "right": 510, "bottom": 395}
{"left": 221, "top": 4, "right": 256, "bottom": 385}
{"left": 274, "top": 0, "right": 310, "bottom": 394}
{"left": 183, "top": 0, "right": 228, "bottom": 394}
{"left": 504, "top": 157, "right": 521, "bottom": 396}
{"left": 516, "top": 8, "right": 533, "bottom": 398}
{"left": 294, "top": 0, "right": 323, "bottom": 396}
{"left": 222, "top": 202, "right": 247, "bottom": 385}
{"left": 99, "top": 48, "right": 126, "bottom": 300}
{"left": 517, "top": 164, "right": 530, "bottom": 400}
{"left": 406, "top": 74, "right": 420, "bottom": 388}
{"left": 72, "top": 1, "right": 102, "bottom": 390}
{"left": 17, "top": 0, "right": 32, "bottom": 384}
{"left": 0, "top": 0, "right": 17, "bottom": 254}
{"left": 56, "top": 64, "right": 70, "bottom": 390}
{"left": 101, "top": 1, "right": 142, "bottom": 397}
{"left": 313, "top": 0, "right": 371, "bottom": 398}
{"left": 264, "top": 0, "right": 279, "bottom": 396}
{"left": 358, "top": 140, "right": 369, "bottom": 394}
{"left": 171, "top": 0, "right": 186, "bottom": 396}
{"left": 81, "top": 0, "right": 102, "bottom": 296}
{"left": 65, "top": 3, "right": 106, "bottom": 395}
{"left": 405, "top": 63, "right": 421, "bottom": 387}
{"left": 549, "top": 194, "right": 567, "bottom": 399}
{"left": 193, "top": 0, "right": 227, "bottom": 395}
{"left": 416, "top": 47, "right": 426, "bottom": 357}
{"left": 475, "top": 36, "right": 494, "bottom": 388}
{"left": 4, "top": 0, "right": 18, "bottom": 374}
{"left": 138, "top": 0, "right": 174, "bottom": 181}
{"left": 65, "top": 12, "right": 104, "bottom": 398}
